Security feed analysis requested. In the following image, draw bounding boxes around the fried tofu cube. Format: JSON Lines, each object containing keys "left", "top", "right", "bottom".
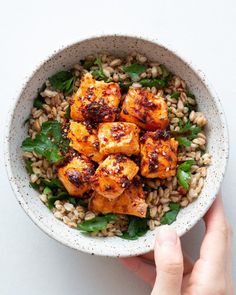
{"left": 120, "top": 88, "right": 169, "bottom": 130}
{"left": 91, "top": 154, "right": 139, "bottom": 199}
{"left": 140, "top": 131, "right": 178, "bottom": 178}
{"left": 68, "top": 121, "right": 104, "bottom": 163}
{"left": 58, "top": 155, "right": 95, "bottom": 197}
{"left": 70, "top": 73, "right": 121, "bottom": 122}
{"left": 98, "top": 122, "right": 140, "bottom": 156}
{"left": 89, "top": 180, "right": 147, "bottom": 218}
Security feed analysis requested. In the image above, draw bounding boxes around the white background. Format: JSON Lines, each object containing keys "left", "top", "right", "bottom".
{"left": 0, "top": 0, "right": 235, "bottom": 294}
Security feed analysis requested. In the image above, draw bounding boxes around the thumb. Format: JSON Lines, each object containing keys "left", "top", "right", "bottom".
{"left": 151, "top": 226, "right": 183, "bottom": 295}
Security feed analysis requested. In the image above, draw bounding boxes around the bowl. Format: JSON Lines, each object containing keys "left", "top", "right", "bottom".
{"left": 4, "top": 35, "right": 229, "bottom": 257}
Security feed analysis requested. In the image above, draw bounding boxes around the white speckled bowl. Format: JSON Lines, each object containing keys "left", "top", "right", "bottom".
{"left": 4, "top": 35, "right": 229, "bottom": 257}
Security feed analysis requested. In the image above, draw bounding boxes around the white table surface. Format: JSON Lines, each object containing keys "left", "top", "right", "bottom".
{"left": 0, "top": 0, "right": 235, "bottom": 294}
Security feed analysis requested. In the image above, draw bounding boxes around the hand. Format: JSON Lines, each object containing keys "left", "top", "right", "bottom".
{"left": 120, "top": 195, "right": 234, "bottom": 294}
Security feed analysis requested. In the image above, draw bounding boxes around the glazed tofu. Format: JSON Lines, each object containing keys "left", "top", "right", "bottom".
{"left": 91, "top": 154, "right": 139, "bottom": 199}
{"left": 140, "top": 131, "right": 178, "bottom": 179}
{"left": 120, "top": 88, "right": 169, "bottom": 130}
{"left": 89, "top": 180, "right": 147, "bottom": 218}
{"left": 58, "top": 155, "right": 94, "bottom": 197}
{"left": 68, "top": 121, "right": 104, "bottom": 163}
{"left": 70, "top": 73, "right": 121, "bottom": 122}
{"left": 98, "top": 122, "right": 140, "bottom": 156}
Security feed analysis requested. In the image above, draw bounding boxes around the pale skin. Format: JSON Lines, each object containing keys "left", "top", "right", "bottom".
{"left": 120, "top": 195, "right": 234, "bottom": 295}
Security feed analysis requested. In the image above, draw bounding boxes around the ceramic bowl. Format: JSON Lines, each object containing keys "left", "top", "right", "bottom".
{"left": 4, "top": 35, "right": 229, "bottom": 257}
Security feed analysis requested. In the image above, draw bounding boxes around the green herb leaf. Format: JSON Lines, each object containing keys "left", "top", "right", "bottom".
{"left": 21, "top": 121, "right": 66, "bottom": 163}
{"left": 118, "top": 80, "right": 132, "bottom": 92}
{"left": 139, "top": 78, "right": 166, "bottom": 89}
{"left": 49, "top": 71, "right": 75, "bottom": 95}
{"left": 91, "top": 57, "right": 106, "bottom": 80}
{"left": 68, "top": 198, "right": 87, "bottom": 207}
{"left": 121, "top": 216, "right": 148, "bottom": 240}
{"left": 41, "top": 178, "right": 63, "bottom": 189}
{"left": 29, "top": 182, "right": 40, "bottom": 190}
{"left": 81, "top": 60, "right": 94, "bottom": 70}
{"left": 160, "top": 202, "right": 181, "bottom": 225}
{"left": 123, "top": 63, "right": 147, "bottom": 80}
{"left": 171, "top": 120, "right": 201, "bottom": 145}
{"left": 177, "top": 160, "right": 195, "bottom": 189}
{"left": 25, "top": 159, "right": 33, "bottom": 174}
{"left": 64, "top": 105, "right": 71, "bottom": 119}
{"left": 77, "top": 214, "right": 118, "bottom": 232}
{"left": 170, "top": 92, "right": 180, "bottom": 99}
{"left": 47, "top": 191, "right": 69, "bottom": 210}
{"left": 186, "top": 91, "right": 195, "bottom": 99}
{"left": 176, "top": 136, "right": 191, "bottom": 147}
{"left": 159, "top": 64, "right": 170, "bottom": 78}
{"left": 33, "top": 94, "right": 44, "bottom": 108}
{"left": 41, "top": 121, "right": 62, "bottom": 143}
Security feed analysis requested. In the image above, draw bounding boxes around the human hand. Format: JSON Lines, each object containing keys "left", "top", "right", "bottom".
{"left": 120, "top": 195, "right": 234, "bottom": 294}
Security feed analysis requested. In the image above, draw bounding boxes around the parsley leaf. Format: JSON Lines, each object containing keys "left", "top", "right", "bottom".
{"left": 91, "top": 57, "right": 106, "bottom": 80}
{"left": 171, "top": 120, "right": 201, "bottom": 147}
{"left": 49, "top": 71, "right": 75, "bottom": 95}
{"left": 123, "top": 63, "right": 147, "bottom": 80}
{"left": 176, "top": 136, "right": 191, "bottom": 147}
{"left": 25, "top": 159, "right": 33, "bottom": 174}
{"left": 160, "top": 202, "right": 181, "bottom": 225}
{"left": 77, "top": 214, "right": 118, "bottom": 232}
{"left": 170, "top": 92, "right": 180, "bottom": 99}
{"left": 139, "top": 78, "right": 166, "bottom": 89}
{"left": 21, "top": 121, "right": 66, "bottom": 163}
{"left": 81, "top": 60, "right": 94, "bottom": 70}
{"left": 121, "top": 216, "right": 148, "bottom": 240}
{"left": 177, "top": 160, "right": 195, "bottom": 189}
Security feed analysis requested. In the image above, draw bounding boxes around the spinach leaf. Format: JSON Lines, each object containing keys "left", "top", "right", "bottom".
{"left": 49, "top": 71, "right": 75, "bottom": 95}
{"left": 170, "top": 92, "right": 180, "bottom": 99}
{"left": 123, "top": 63, "right": 147, "bottom": 80}
{"left": 177, "top": 160, "right": 195, "bottom": 189}
{"left": 41, "top": 178, "right": 63, "bottom": 189}
{"left": 160, "top": 202, "right": 181, "bottom": 225}
{"left": 47, "top": 191, "right": 69, "bottom": 209}
{"left": 68, "top": 197, "right": 87, "bottom": 207}
{"left": 121, "top": 216, "right": 148, "bottom": 240}
{"left": 139, "top": 78, "right": 166, "bottom": 89}
{"left": 77, "top": 214, "right": 118, "bottom": 232}
{"left": 25, "top": 159, "right": 33, "bottom": 174}
{"left": 91, "top": 57, "right": 106, "bottom": 80}
{"left": 21, "top": 121, "right": 66, "bottom": 163}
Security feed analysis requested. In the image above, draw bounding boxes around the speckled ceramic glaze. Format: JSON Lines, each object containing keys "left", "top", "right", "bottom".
{"left": 4, "top": 35, "right": 229, "bottom": 257}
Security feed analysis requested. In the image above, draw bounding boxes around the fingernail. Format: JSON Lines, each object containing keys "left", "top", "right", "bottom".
{"left": 156, "top": 226, "right": 177, "bottom": 246}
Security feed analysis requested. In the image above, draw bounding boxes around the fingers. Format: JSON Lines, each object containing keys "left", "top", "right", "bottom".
{"left": 151, "top": 226, "right": 183, "bottom": 295}
{"left": 119, "top": 256, "right": 156, "bottom": 286}
{"left": 201, "top": 195, "right": 230, "bottom": 266}
{"left": 191, "top": 194, "right": 234, "bottom": 294}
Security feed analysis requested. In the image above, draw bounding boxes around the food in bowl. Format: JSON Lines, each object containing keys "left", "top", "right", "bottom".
{"left": 21, "top": 52, "right": 211, "bottom": 240}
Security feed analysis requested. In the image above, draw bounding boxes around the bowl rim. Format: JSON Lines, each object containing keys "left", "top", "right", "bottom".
{"left": 4, "top": 34, "right": 229, "bottom": 257}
